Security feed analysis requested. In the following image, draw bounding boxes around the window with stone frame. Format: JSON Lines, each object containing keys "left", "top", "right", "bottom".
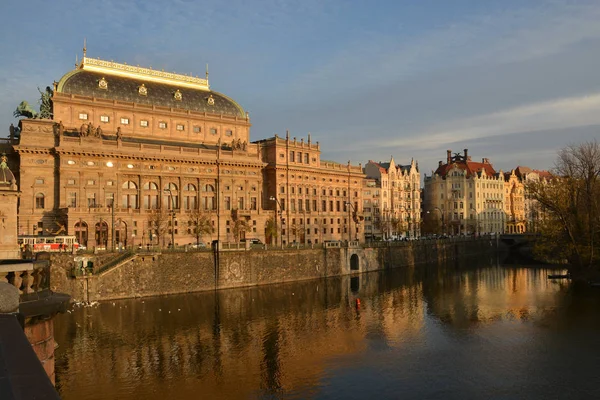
{"left": 35, "top": 193, "right": 45, "bottom": 209}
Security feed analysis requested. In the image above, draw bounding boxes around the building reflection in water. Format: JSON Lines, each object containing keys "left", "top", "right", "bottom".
{"left": 54, "top": 259, "right": 573, "bottom": 400}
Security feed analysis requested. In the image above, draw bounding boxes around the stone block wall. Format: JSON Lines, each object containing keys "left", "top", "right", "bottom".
{"left": 49, "top": 238, "right": 498, "bottom": 302}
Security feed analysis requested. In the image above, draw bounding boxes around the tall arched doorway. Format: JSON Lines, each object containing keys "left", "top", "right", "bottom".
{"left": 114, "top": 220, "right": 128, "bottom": 247}
{"left": 350, "top": 254, "right": 359, "bottom": 271}
{"left": 74, "top": 221, "right": 88, "bottom": 247}
{"left": 95, "top": 221, "right": 109, "bottom": 249}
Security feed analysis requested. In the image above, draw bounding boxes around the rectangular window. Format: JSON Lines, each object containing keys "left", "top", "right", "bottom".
{"left": 79, "top": 113, "right": 88, "bottom": 120}
{"left": 290, "top": 151, "right": 295, "bottom": 162}
{"left": 176, "top": 124, "right": 185, "bottom": 131}
{"left": 193, "top": 126, "right": 201, "bottom": 133}
{"left": 322, "top": 200, "right": 326, "bottom": 212}
{"left": 68, "top": 192, "right": 77, "bottom": 208}
{"left": 120, "top": 117, "right": 130, "bottom": 125}
{"left": 87, "top": 193, "right": 96, "bottom": 208}
{"left": 251, "top": 197, "right": 257, "bottom": 210}
{"left": 280, "top": 198, "right": 285, "bottom": 211}
{"left": 159, "top": 122, "right": 167, "bottom": 129}
{"left": 210, "top": 128, "right": 217, "bottom": 135}
{"left": 67, "top": 179, "right": 76, "bottom": 185}
{"left": 140, "top": 120, "right": 149, "bottom": 127}
{"left": 106, "top": 181, "right": 114, "bottom": 186}
{"left": 298, "top": 152, "right": 302, "bottom": 163}
{"left": 87, "top": 180, "right": 95, "bottom": 186}
{"left": 225, "top": 130, "right": 233, "bottom": 136}
{"left": 304, "top": 153, "right": 309, "bottom": 164}
{"left": 100, "top": 115, "right": 109, "bottom": 123}
{"left": 35, "top": 178, "right": 44, "bottom": 185}
{"left": 224, "top": 196, "right": 231, "bottom": 210}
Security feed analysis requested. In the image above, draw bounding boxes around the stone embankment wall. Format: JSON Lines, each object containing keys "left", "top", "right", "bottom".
{"left": 49, "top": 238, "right": 499, "bottom": 302}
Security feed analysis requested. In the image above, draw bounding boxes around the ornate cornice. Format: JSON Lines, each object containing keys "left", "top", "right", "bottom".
{"left": 80, "top": 57, "right": 210, "bottom": 91}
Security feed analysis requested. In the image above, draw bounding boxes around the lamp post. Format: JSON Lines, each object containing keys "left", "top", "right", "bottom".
{"left": 269, "top": 196, "right": 283, "bottom": 248}
{"left": 345, "top": 201, "right": 357, "bottom": 242}
{"left": 131, "top": 233, "right": 135, "bottom": 250}
{"left": 164, "top": 188, "right": 176, "bottom": 248}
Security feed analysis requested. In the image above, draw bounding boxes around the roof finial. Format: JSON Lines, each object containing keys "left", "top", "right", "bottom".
{"left": 75, "top": 54, "right": 78, "bottom": 68}
{"left": 206, "top": 63, "right": 209, "bottom": 80}
{"left": 83, "top": 38, "right": 87, "bottom": 58}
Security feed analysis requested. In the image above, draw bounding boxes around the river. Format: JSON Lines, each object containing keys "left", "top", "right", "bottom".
{"left": 54, "top": 259, "right": 600, "bottom": 399}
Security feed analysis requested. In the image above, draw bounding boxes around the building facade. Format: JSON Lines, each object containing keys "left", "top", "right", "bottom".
{"left": 9, "top": 53, "right": 270, "bottom": 249}
{"left": 423, "top": 149, "right": 519, "bottom": 235}
{"left": 5, "top": 51, "right": 371, "bottom": 249}
{"left": 364, "top": 158, "right": 421, "bottom": 240}
{"left": 257, "top": 132, "right": 365, "bottom": 245}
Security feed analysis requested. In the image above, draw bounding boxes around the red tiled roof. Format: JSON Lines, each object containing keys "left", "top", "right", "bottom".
{"left": 434, "top": 160, "right": 496, "bottom": 178}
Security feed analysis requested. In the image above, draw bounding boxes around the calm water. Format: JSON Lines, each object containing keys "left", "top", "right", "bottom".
{"left": 55, "top": 260, "right": 600, "bottom": 399}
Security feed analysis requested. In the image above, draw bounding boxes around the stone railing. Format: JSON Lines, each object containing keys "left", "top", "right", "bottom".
{"left": 0, "top": 260, "right": 50, "bottom": 297}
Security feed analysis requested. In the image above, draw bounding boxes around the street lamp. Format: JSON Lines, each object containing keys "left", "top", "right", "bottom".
{"left": 164, "top": 188, "right": 176, "bottom": 248}
{"left": 345, "top": 202, "right": 357, "bottom": 242}
{"left": 269, "top": 196, "right": 283, "bottom": 248}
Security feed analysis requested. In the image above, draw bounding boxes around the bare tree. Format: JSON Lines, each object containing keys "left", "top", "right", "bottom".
{"left": 264, "top": 217, "right": 278, "bottom": 245}
{"left": 146, "top": 209, "right": 169, "bottom": 247}
{"left": 526, "top": 140, "right": 600, "bottom": 280}
{"left": 188, "top": 209, "right": 214, "bottom": 246}
{"left": 232, "top": 218, "right": 251, "bottom": 242}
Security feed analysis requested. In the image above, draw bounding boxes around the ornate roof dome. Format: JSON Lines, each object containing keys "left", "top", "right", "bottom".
{"left": 56, "top": 57, "right": 246, "bottom": 118}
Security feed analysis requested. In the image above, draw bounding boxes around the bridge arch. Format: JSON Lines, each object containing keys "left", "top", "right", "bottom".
{"left": 350, "top": 254, "right": 359, "bottom": 271}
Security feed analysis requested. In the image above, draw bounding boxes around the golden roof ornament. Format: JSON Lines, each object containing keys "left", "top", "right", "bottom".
{"left": 207, "top": 94, "right": 215, "bottom": 106}
{"left": 98, "top": 77, "right": 108, "bottom": 90}
{"left": 174, "top": 89, "right": 182, "bottom": 101}
{"left": 138, "top": 84, "right": 148, "bottom": 96}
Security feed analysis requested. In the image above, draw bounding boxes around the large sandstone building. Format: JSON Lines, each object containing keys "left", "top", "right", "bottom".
{"left": 363, "top": 158, "right": 421, "bottom": 240}
{"left": 423, "top": 149, "right": 526, "bottom": 235}
{"left": 3, "top": 51, "right": 365, "bottom": 248}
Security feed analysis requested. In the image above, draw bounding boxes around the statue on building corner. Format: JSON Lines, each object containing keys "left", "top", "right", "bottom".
{"left": 242, "top": 141, "right": 247, "bottom": 151}
{"left": 96, "top": 125, "right": 103, "bottom": 137}
{"left": 116, "top": 127, "right": 122, "bottom": 142}
{"left": 79, "top": 124, "right": 86, "bottom": 137}
{"left": 9, "top": 123, "right": 15, "bottom": 140}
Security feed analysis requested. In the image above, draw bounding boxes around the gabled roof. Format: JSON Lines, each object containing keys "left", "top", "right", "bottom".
{"left": 434, "top": 160, "right": 496, "bottom": 178}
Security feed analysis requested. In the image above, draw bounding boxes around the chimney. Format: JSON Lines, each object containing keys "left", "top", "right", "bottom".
{"left": 447, "top": 149, "right": 451, "bottom": 163}
{"left": 464, "top": 149, "right": 468, "bottom": 160}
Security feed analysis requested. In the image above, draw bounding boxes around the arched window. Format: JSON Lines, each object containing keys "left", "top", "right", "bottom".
{"left": 143, "top": 182, "right": 158, "bottom": 190}
{"left": 163, "top": 183, "right": 179, "bottom": 209}
{"left": 143, "top": 181, "right": 159, "bottom": 209}
{"left": 122, "top": 181, "right": 137, "bottom": 189}
{"left": 204, "top": 184, "right": 215, "bottom": 192}
{"left": 35, "top": 193, "right": 45, "bottom": 209}
{"left": 121, "top": 181, "right": 139, "bottom": 209}
{"left": 184, "top": 184, "right": 197, "bottom": 210}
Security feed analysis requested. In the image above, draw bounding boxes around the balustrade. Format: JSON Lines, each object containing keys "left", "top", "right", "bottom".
{"left": 0, "top": 261, "right": 50, "bottom": 297}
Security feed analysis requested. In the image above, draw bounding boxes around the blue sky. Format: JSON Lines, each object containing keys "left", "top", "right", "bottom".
{"left": 2, "top": 0, "right": 600, "bottom": 175}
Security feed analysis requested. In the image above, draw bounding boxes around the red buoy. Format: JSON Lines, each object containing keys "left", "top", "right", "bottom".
{"left": 355, "top": 298, "right": 361, "bottom": 308}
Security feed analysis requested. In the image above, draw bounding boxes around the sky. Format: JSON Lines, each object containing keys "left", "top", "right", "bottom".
{"left": 1, "top": 0, "right": 599, "bottom": 175}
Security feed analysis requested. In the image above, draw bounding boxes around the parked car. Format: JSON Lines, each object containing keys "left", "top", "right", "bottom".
{"left": 190, "top": 242, "right": 207, "bottom": 249}
{"left": 241, "top": 238, "right": 263, "bottom": 245}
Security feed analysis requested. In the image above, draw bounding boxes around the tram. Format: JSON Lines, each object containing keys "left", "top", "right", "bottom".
{"left": 18, "top": 235, "right": 81, "bottom": 252}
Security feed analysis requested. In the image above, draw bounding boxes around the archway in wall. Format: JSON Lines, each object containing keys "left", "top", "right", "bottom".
{"left": 115, "top": 220, "right": 128, "bottom": 247}
{"left": 74, "top": 221, "right": 88, "bottom": 247}
{"left": 350, "top": 254, "right": 359, "bottom": 271}
{"left": 95, "top": 221, "right": 109, "bottom": 249}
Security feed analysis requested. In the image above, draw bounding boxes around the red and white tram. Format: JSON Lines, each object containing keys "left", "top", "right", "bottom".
{"left": 18, "top": 235, "right": 81, "bottom": 252}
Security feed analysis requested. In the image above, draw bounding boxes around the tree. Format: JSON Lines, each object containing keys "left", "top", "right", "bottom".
{"left": 264, "top": 217, "right": 278, "bottom": 245}
{"left": 526, "top": 140, "right": 600, "bottom": 280}
{"left": 188, "top": 209, "right": 214, "bottom": 245}
{"left": 147, "top": 209, "right": 169, "bottom": 247}
{"left": 232, "top": 218, "right": 251, "bottom": 242}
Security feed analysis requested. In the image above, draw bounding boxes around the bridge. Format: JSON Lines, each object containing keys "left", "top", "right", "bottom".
{"left": 499, "top": 233, "right": 539, "bottom": 246}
